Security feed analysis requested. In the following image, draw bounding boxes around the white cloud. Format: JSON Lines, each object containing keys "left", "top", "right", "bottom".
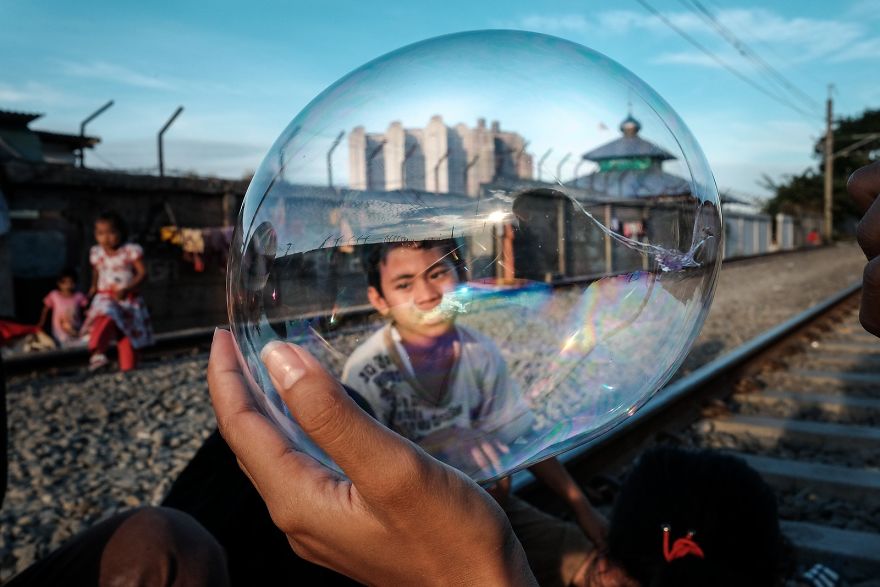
{"left": 0, "top": 82, "right": 68, "bottom": 106}
{"left": 847, "top": 0, "right": 880, "bottom": 19}
{"left": 491, "top": 14, "right": 592, "bottom": 34}
{"left": 652, "top": 52, "right": 724, "bottom": 68}
{"left": 827, "top": 37, "right": 880, "bottom": 62}
{"left": 595, "top": 9, "right": 701, "bottom": 35}
{"left": 695, "top": 117, "right": 817, "bottom": 169}
{"left": 502, "top": 7, "right": 877, "bottom": 65}
{"left": 60, "top": 61, "right": 174, "bottom": 90}
{"left": 92, "top": 137, "right": 265, "bottom": 178}
{"left": 0, "top": 86, "right": 32, "bottom": 103}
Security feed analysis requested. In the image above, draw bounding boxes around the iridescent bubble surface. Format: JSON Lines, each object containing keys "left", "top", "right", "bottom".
{"left": 228, "top": 30, "right": 723, "bottom": 484}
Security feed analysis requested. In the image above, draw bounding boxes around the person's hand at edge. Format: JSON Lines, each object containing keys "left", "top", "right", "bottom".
{"left": 208, "top": 329, "right": 537, "bottom": 587}
{"left": 847, "top": 161, "right": 880, "bottom": 337}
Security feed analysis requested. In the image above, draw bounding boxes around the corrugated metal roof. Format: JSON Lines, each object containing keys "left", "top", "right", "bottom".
{"left": 570, "top": 168, "right": 690, "bottom": 199}
{"left": 581, "top": 135, "right": 676, "bottom": 162}
{"left": 0, "top": 110, "right": 43, "bottom": 129}
{"left": 35, "top": 130, "right": 100, "bottom": 149}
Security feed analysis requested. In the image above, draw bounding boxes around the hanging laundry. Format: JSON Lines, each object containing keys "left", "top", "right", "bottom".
{"left": 160, "top": 226, "right": 235, "bottom": 272}
{"left": 159, "top": 226, "right": 182, "bottom": 246}
{"left": 181, "top": 228, "right": 206, "bottom": 254}
{"left": 622, "top": 221, "right": 644, "bottom": 239}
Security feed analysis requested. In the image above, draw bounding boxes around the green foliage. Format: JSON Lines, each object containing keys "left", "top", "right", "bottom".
{"left": 761, "top": 108, "right": 880, "bottom": 225}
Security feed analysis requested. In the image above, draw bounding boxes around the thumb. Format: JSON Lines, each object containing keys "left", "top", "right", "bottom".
{"left": 261, "top": 341, "right": 427, "bottom": 496}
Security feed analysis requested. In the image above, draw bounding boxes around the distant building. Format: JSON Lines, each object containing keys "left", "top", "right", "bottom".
{"left": 0, "top": 110, "right": 99, "bottom": 165}
{"left": 0, "top": 110, "right": 102, "bottom": 316}
{"left": 569, "top": 114, "right": 690, "bottom": 201}
{"left": 0, "top": 106, "right": 250, "bottom": 329}
{"left": 349, "top": 116, "right": 533, "bottom": 196}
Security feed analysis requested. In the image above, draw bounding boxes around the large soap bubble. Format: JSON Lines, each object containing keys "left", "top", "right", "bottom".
{"left": 228, "top": 30, "right": 722, "bottom": 484}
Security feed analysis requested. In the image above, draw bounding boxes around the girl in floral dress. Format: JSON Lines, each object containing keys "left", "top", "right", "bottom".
{"left": 81, "top": 211, "right": 154, "bottom": 371}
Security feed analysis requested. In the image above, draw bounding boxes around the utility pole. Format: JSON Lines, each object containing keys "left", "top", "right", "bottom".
{"left": 158, "top": 106, "right": 184, "bottom": 177}
{"left": 79, "top": 100, "right": 114, "bottom": 168}
{"left": 326, "top": 130, "right": 345, "bottom": 188}
{"left": 823, "top": 84, "right": 834, "bottom": 242}
{"left": 401, "top": 142, "right": 417, "bottom": 190}
{"left": 537, "top": 148, "right": 553, "bottom": 182}
{"left": 433, "top": 150, "right": 449, "bottom": 194}
{"left": 365, "top": 140, "right": 385, "bottom": 191}
{"left": 464, "top": 154, "right": 479, "bottom": 197}
{"left": 556, "top": 152, "right": 571, "bottom": 183}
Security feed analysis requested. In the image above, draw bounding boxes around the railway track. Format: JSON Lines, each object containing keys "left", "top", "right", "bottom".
{"left": 518, "top": 281, "right": 880, "bottom": 584}
{"left": 3, "top": 324, "right": 218, "bottom": 376}
{"left": 2, "top": 245, "right": 833, "bottom": 377}
{"left": 2, "top": 248, "right": 872, "bottom": 581}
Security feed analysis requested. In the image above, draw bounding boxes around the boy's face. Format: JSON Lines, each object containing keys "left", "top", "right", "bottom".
{"left": 94, "top": 220, "right": 121, "bottom": 250}
{"left": 58, "top": 276, "right": 75, "bottom": 293}
{"left": 368, "top": 246, "right": 460, "bottom": 340}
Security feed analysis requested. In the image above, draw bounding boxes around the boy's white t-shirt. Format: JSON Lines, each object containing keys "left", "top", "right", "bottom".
{"left": 341, "top": 323, "right": 533, "bottom": 445}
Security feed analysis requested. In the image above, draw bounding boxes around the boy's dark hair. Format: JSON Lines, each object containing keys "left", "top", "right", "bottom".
{"left": 57, "top": 267, "right": 78, "bottom": 283}
{"left": 363, "top": 239, "right": 466, "bottom": 296}
{"left": 606, "top": 447, "right": 787, "bottom": 587}
{"left": 96, "top": 210, "right": 129, "bottom": 243}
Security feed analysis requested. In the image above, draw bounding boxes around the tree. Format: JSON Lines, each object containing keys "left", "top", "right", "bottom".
{"left": 761, "top": 108, "right": 880, "bottom": 232}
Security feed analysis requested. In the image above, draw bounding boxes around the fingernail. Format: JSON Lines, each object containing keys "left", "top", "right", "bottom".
{"left": 261, "top": 341, "right": 306, "bottom": 391}
{"left": 212, "top": 327, "right": 220, "bottom": 343}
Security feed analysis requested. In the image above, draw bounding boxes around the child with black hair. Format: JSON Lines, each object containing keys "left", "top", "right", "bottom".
{"left": 592, "top": 446, "right": 788, "bottom": 587}
{"left": 37, "top": 268, "right": 87, "bottom": 347}
{"left": 342, "top": 239, "right": 608, "bottom": 587}
{"left": 81, "top": 210, "right": 153, "bottom": 371}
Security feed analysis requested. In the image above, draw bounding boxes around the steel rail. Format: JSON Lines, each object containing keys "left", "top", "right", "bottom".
{"left": 512, "top": 279, "right": 864, "bottom": 492}
{"left": 1, "top": 245, "right": 844, "bottom": 376}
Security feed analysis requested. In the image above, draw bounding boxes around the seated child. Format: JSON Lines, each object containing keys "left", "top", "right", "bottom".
{"left": 37, "top": 268, "right": 88, "bottom": 347}
{"left": 598, "top": 446, "right": 789, "bottom": 587}
{"left": 342, "top": 239, "right": 607, "bottom": 587}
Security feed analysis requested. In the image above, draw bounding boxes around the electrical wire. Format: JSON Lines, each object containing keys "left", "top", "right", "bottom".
{"left": 700, "top": 0, "right": 829, "bottom": 89}
{"left": 89, "top": 151, "right": 117, "bottom": 169}
{"left": 633, "top": 0, "right": 819, "bottom": 121}
{"left": 677, "top": 0, "right": 820, "bottom": 113}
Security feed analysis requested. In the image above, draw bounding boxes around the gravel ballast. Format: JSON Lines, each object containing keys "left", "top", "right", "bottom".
{"left": 0, "top": 242, "right": 869, "bottom": 580}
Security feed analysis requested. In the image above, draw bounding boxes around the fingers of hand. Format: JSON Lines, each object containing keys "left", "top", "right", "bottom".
{"left": 261, "top": 341, "right": 429, "bottom": 498}
{"left": 207, "top": 329, "right": 257, "bottom": 423}
{"left": 856, "top": 194, "right": 880, "bottom": 260}
{"left": 847, "top": 161, "right": 880, "bottom": 214}
{"left": 861, "top": 257, "right": 880, "bottom": 337}
{"left": 849, "top": 163, "right": 880, "bottom": 336}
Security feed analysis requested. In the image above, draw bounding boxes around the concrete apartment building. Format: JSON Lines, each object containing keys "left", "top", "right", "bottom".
{"left": 348, "top": 115, "right": 533, "bottom": 196}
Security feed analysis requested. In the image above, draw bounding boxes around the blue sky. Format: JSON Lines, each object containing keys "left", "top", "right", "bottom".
{"left": 2, "top": 0, "right": 879, "bottom": 200}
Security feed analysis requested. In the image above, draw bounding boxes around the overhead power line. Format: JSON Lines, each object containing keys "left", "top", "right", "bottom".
{"left": 633, "top": 0, "right": 819, "bottom": 120}
{"left": 89, "top": 151, "right": 118, "bottom": 169}
{"left": 700, "top": 0, "right": 827, "bottom": 88}
{"left": 677, "top": 0, "right": 820, "bottom": 113}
